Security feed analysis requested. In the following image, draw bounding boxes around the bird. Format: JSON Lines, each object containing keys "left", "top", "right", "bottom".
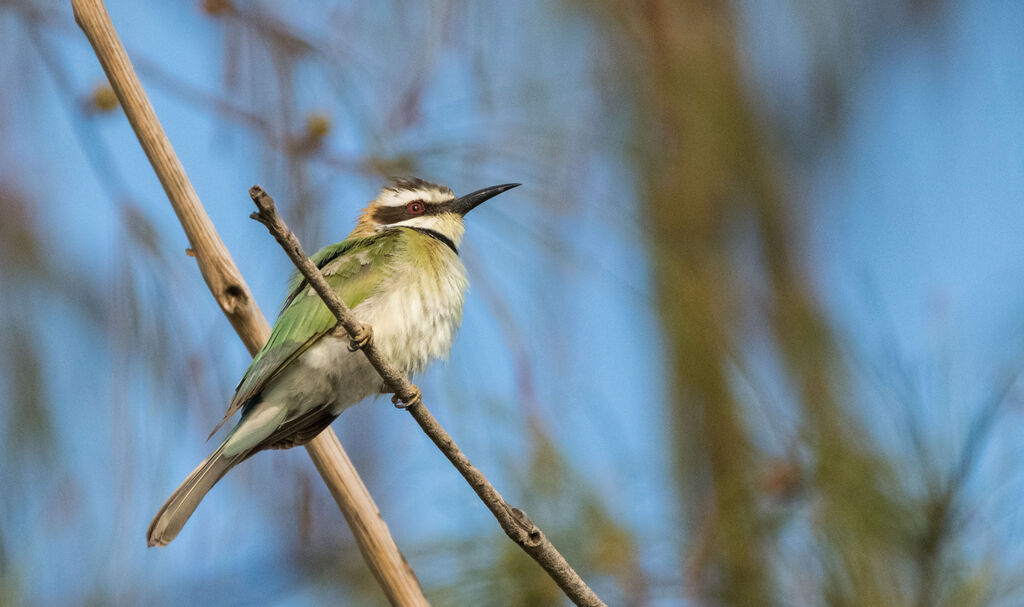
{"left": 146, "top": 178, "right": 519, "bottom": 547}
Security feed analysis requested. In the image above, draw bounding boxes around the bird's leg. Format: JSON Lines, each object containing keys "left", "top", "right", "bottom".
{"left": 391, "top": 385, "right": 422, "bottom": 410}
{"left": 343, "top": 324, "right": 374, "bottom": 352}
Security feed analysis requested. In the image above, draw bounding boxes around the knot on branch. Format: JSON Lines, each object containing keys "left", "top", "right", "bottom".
{"left": 509, "top": 506, "right": 543, "bottom": 546}
{"left": 391, "top": 385, "right": 423, "bottom": 410}
{"left": 219, "top": 284, "right": 247, "bottom": 313}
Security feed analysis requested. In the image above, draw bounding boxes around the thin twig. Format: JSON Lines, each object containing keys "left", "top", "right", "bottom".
{"left": 249, "top": 185, "right": 608, "bottom": 607}
{"left": 70, "top": 1, "right": 428, "bottom": 605}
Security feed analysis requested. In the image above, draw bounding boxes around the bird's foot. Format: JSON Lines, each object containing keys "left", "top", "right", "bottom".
{"left": 347, "top": 325, "right": 374, "bottom": 352}
{"left": 392, "top": 386, "right": 422, "bottom": 409}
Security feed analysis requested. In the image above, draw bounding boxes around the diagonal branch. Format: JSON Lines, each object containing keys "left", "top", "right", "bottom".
{"left": 70, "top": 1, "right": 428, "bottom": 605}
{"left": 249, "top": 185, "right": 608, "bottom": 607}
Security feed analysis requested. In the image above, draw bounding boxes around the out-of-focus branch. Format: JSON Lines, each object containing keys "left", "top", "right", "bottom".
{"left": 249, "top": 185, "right": 608, "bottom": 607}
{"left": 69, "top": 1, "right": 428, "bottom": 605}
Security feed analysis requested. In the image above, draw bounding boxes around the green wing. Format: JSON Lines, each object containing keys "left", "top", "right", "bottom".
{"left": 208, "top": 232, "right": 399, "bottom": 437}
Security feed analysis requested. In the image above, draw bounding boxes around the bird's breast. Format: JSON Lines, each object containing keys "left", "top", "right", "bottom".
{"left": 357, "top": 249, "right": 468, "bottom": 376}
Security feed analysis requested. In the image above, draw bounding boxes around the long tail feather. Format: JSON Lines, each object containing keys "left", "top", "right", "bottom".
{"left": 146, "top": 444, "right": 246, "bottom": 547}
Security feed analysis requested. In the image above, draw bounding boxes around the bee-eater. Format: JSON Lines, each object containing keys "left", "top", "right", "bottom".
{"left": 146, "top": 178, "right": 519, "bottom": 547}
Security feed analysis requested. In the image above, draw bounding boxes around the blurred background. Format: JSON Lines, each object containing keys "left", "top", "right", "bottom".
{"left": 2, "top": 0, "right": 1024, "bottom": 605}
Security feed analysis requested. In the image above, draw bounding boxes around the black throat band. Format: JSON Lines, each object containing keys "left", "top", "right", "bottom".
{"left": 410, "top": 227, "right": 459, "bottom": 255}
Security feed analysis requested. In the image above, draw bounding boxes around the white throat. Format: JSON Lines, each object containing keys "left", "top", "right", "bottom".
{"left": 377, "top": 213, "right": 466, "bottom": 246}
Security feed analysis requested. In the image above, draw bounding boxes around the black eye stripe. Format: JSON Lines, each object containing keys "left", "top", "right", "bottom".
{"left": 372, "top": 200, "right": 446, "bottom": 224}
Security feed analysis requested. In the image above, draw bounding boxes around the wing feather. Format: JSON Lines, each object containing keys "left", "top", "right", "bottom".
{"left": 207, "top": 232, "right": 399, "bottom": 438}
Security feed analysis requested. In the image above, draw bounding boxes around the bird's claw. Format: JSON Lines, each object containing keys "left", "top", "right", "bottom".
{"left": 392, "top": 386, "right": 422, "bottom": 409}
{"left": 347, "top": 325, "right": 373, "bottom": 352}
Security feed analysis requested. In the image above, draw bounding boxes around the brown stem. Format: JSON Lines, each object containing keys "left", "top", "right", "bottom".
{"left": 70, "top": 1, "right": 428, "bottom": 605}
{"left": 249, "top": 185, "right": 608, "bottom": 607}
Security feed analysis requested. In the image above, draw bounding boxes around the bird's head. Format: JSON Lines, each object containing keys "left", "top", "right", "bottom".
{"left": 350, "top": 178, "right": 519, "bottom": 246}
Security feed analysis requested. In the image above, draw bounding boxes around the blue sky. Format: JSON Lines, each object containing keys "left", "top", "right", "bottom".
{"left": 3, "top": 0, "right": 1024, "bottom": 605}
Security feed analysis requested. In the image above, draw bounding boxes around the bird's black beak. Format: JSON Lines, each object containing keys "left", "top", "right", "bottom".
{"left": 449, "top": 183, "right": 520, "bottom": 216}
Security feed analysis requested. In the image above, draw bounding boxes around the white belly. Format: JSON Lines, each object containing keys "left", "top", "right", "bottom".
{"left": 264, "top": 251, "right": 467, "bottom": 416}
{"left": 360, "top": 257, "right": 468, "bottom": 377}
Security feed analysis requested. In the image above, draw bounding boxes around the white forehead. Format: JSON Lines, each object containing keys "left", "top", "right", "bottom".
{"left": 377, "top": 183, "right": 454, "bottom": 207}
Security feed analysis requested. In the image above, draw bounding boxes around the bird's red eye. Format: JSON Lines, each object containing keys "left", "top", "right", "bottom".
{"left": 407, "top": 202, "right": 424, "bottom": 215}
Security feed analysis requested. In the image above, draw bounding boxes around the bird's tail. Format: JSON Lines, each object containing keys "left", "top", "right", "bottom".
{"left": 146, "top": 443, "right": 247, "bottom": 547}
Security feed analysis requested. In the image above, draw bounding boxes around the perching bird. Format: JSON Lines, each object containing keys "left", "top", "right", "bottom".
{"left": 147, "top": 178, "right": 519, "bottom": 547}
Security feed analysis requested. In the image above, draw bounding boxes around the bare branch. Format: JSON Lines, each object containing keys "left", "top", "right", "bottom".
{"left": 70, "top": 1, "right": 428, "bottom": 605}
{"left": 249, "top": 185, "right": 608, "bottom": 607}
